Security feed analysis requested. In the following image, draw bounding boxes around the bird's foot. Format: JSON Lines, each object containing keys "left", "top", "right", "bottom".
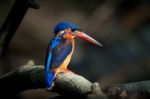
{"left": 54, "top": 69, "right": 74, "bottom": 79}
{"left": 46, "top": 81, "right": 55, "bottom": 91}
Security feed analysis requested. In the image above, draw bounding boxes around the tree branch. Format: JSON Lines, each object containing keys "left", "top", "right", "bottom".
{"left": 0, "top": 60, "right": 106, "bottom": 99}
{"left": 0, "top": 0, "right": 39, "bottom": 55}
{"left": 0, "top": 60, "right": 150, "bottom": 99}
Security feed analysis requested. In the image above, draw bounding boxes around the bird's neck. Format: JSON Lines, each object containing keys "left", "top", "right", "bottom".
{"left": 71, "top": 38, "right": 75, "bottom": 53}
{"left": 64, "top": 37, "right": 75, "bottom": 56}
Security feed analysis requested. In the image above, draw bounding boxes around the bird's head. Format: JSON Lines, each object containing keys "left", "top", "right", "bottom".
{"left": 54, "top": 21, "right": 102, "bottom": 46}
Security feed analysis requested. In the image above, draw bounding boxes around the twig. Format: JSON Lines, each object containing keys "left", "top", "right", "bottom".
{"left": 103, "top": 80, "right": 150, "bottom": 99}
{"left": 0, "top": 0, "right": 39, "bottom": 55}
{"left": 0, "top": 60, "right": 150, "bottom": 99}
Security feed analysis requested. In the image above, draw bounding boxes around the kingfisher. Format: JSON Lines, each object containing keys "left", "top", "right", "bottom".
{"left": 45, "top": 21, "right": 102, "bottom": 89}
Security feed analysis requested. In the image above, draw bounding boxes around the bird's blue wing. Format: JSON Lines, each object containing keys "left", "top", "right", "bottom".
{"left": 50, "top": 39, "right": 72, "bottom": 68}
{"left": 45, "top": 36, "right": 61, "bottom": 73}
{"left": 45, "top": 36, "right": 72, "bottom": 88}
{"left": 45, "top": 36, "right": 61, "bottom": 87}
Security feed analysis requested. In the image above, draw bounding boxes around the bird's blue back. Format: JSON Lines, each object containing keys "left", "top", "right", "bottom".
{"left": 45, "top": 37, "right": 61, "bottom": 73}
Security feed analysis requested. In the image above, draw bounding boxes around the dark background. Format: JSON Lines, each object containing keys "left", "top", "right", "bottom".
{"left": 0, "top": 0, "right": 150, "bottom": 99}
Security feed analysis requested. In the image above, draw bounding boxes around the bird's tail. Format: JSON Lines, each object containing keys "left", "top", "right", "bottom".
{"left": 46, "top": 72, "right": 54, "bottom": 89}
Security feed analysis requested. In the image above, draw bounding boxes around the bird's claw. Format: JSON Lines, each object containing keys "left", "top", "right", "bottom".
{"left": 46, "top": 82, "right": 55, "bottom": 91}
{"left": 56, "top": 73, "right": 63, "bottom": 79}
{"left": 55, "top": 69, "right": 74, "bottom": 79}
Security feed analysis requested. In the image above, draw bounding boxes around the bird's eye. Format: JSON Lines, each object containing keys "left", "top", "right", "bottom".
{"left": 71, "top": 29, "right": 76, "bottom": 32}
{"left": 71, "top": 29, "right": 81, "bottom": 32}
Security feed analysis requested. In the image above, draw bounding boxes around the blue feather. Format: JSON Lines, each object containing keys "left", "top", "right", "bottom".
{"left": 51, "top": 40, "right": 72, "bottom": 68}
{"left": 54, "top": 21, "right": 81, "bottom": 33}
{"left": 45, "top": 36, "right": 61, "bottom": 87}
{"left": 45, "top": 36, "right": 73, "bottom": 87}
{"left": 46, "top": 72, "right": 54, "bottom": 87}
{"left": 45, "top": 37, "right": 61, "bottom": 72}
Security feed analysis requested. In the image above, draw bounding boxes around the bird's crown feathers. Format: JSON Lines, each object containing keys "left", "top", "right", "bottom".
{"left": 54, "top": 21, "right": 81, "bottom": 33}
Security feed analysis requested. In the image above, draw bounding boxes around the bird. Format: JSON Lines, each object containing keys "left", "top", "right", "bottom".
{"left": 45, "top": 21, "right": 102, "bottom": 89}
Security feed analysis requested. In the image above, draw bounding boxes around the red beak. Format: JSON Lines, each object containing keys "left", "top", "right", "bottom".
{"left": 74, "top": 31, "right": 102, "bottom": 46}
